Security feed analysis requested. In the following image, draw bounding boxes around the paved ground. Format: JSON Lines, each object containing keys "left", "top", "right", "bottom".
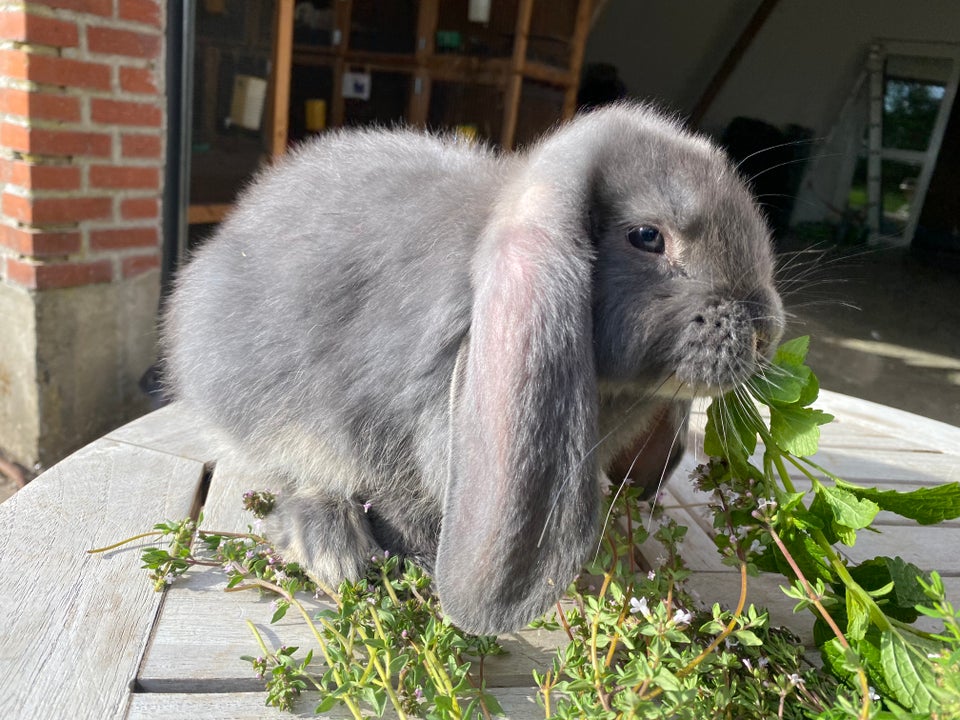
{"left": 784, "top": 243, "right": 960, "bottom": 428}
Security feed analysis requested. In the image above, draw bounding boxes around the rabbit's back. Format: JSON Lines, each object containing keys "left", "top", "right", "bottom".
{"left": 165, "top": 129, "right": 505, "bottom": 495}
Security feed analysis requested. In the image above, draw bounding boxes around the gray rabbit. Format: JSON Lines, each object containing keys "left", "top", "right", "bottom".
{"left": 163, "top": 103, "right": 784, "bottom": 635}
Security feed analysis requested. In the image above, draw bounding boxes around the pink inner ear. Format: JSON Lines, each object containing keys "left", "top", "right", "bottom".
{"left": 467, "top": 231, "right": 544, "bottom": 512}
{"left": 461, "top": 227, "right": 551, "bottom": 536}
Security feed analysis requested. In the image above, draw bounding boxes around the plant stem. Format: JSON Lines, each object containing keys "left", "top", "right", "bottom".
{"left": 86, "top": 530, "right": 163, "bottom": 553}
{"left": 245, "top": 619, "right": 325, "bottom": 693}
{"left": 232, "top": 578, "right": 367, "bottom": 719}
{"left": 766, "top": 526, "right": 872, "bottom": 719}
{"left": 365, "top": 607, "right": 410, "bottom": 720}
{"left": 678, "top": 561, "right": 749, "bottom": 679}
{"left": 589, "top": 538, "right": 616, "bottom": 712}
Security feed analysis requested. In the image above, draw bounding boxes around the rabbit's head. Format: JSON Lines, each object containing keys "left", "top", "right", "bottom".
{"left": 437, "top": 104, "right": 783, "bottom": 634}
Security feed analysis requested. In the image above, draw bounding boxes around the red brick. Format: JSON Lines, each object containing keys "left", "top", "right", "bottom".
{"left": 22, "top": 53, "right": 112, "bottom": 90}
{"left": 88, "top": 26, "right": 161, "bottom": 59}
{"left": 0, "top": 224, "right": 81, "bottom": 256}
{"left": 0, "top": 10, "right": 79, "bottom": 48}
{"left": 6, "top": 257, "right": 114, "bottom": 289}
{"left": 119, "top": 65, "right": 159, "bottom": 94}
{"left": 0, "top": 88, "right": 82, "bottom": 123}
{"left": 119, "top": 0, "right": 162, "bottom": 27}
{"left": 0, "top": 49, "right": 29, "bottom": 79}
{"left": 0, "top": 123, "right": 29, "bottom": 151}
{"left": 121, "top": 133, "right": 162, "bottom": 158}
{"left": 5, "top": 161, "right": 82, "bottom": 191}
{"left": 120, "top": 197, "right": 159, "bottom": 219}
{"left": 4, "top": 257, "right": 34, "bottom": 287}
{"left": 90, "top": 164, "right": 160, "bottom": 190}
{"left": 121, "top": 252, "right": 160, "bottom": 278}
{"left": 1, "top": 123, "right": 112, "bottom": 157}
{"left": 38, "top": 0, "right": 112, "bottom": 16}
{"left": 91, "top": 98, "right": 162, "bottom": 127}
{"left": 3, "top": 194, "right": 112, "bottom": 225}
{"left": 90, "top": 226, "right": 159, "bottom": 250}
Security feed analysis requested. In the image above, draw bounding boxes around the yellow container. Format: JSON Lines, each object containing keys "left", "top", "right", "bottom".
{"left": 305, "top": 99, "right": 327, "bottom": 132}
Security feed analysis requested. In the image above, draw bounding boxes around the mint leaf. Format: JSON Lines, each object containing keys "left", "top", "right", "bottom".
{"left": 880, "top": 630, "right": 936, "bottom": 712}
{"left": 750, "top": 364, "right": 810, "bottom": 406}
{"left": 835, "top": 479, "right": 960, "bottom": 525}
{"left": 848, "top": 556, "right": 930, "bottom": 623}
{"left": 796, "top": 367, "right": 820, "bottom": 407}
{"left": 817, "top": 485, "right": 880, "bottom": 533}
{"left": 846, "top": 589, "right": 870, "bottom": 641}
{"left": 704, "top": 393, "right": 759, "bottom": 464}
{"left": 774, "top": 335, "right": 811, "bottom": 366}
{"left": 769, "top": 405, "right": 834, "bottom": 457}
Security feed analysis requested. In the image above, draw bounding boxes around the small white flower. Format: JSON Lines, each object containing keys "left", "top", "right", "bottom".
{"left": 629, "top": 596, "right": 652, "bottom": 620}
{"left": 758, "top": 656, "right": 769, "bottom": 668}
{"left": 868, "top": 686, "right": 880, "bottom": 701}
{"left": 363, "top": 501, "right": 373, "bottom": 513}
{"left": 647, "top": 570, "right": 656, "bottom": 581}
{"left": 742, "top": 658, "right": 753, "bottom": 671}
{"left": 671, "top": 608, "right": 693, "bottom": 625}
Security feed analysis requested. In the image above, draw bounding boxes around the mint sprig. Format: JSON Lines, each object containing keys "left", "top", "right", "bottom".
{"left": 703, "top": 336, "right": 960, "bottom": 716}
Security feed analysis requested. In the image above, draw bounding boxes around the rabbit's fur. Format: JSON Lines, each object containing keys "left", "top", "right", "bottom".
{"left": 164, "top": 103, "right": 784, "bottom": 635}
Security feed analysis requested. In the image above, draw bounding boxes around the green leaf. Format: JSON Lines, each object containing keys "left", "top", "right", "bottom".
{"left": 271, "top": 602, "right": 290, "bottom": 624}
{"left": 774, "top": 336, "right": 810, "bottom": 366}
{"left": 751, "top": 363, "right": 811, "bottom": 406}
{"left": 480, "top": 692, "right": 503, "bottom": 716}
{"left": 732, "top": 629, "right": 763, "bottom": 646}
{"left": 315, "top": 695, "right": 340, "bottom": 714}
{"left": 848, "top": 556, "right": 930, "bottom": 623}
{"left": 796, "top": 366, "right": 821, "bottom": 407}
{"left": 769, "top": 527, "right": 834, "bottom": 583}
{"left": 769, "top": 405, "right": 833, "bottom": 457}
{"left": 817, "top": 485, "right": 880, "bottom": 533}
{"left": 820, "top": 636, "right": 859, "bottom": 678}
{"left": 704, "top": 394, "right": 758, "bottom": 462}
{"left": 835, "top": 479, "right": 960, "bottom": 525}
{"left": 846, "top": 588, "right": 870, "bottom": 641}
{"left": 880, "top": 630, "right": 936, "bottom": 712}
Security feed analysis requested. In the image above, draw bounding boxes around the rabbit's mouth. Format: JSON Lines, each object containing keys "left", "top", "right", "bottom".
{"left": 673, "top": 296, "right": 783, "bottom": 393}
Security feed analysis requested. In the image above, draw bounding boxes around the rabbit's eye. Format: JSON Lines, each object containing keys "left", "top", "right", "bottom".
{"left": 627, "top": 226, "right": 665, "bottom": 254}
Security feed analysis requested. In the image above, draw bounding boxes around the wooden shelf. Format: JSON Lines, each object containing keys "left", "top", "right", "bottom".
{"left": 188, "top": 0, "right": 595, "bottom": 225}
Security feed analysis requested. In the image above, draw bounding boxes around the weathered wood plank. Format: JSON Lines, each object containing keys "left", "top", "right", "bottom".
{"left": 105, "top": 401, "right": 222, "bottom": 465}
{"left": 0, "top": 438, "right": 206, "bottom": 720}
{"left": 126, "top": 687, "right": 546, "bottom": 719}
{"left": 816, "top": 390, "right": 960, "bottom": 450}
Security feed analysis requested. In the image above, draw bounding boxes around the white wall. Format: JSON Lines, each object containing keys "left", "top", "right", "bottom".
{"left": 587, "top": 0, "right": 960, "bottom": 136}
{"left": 585, "top": 0, "right": 960, "bottom": 226}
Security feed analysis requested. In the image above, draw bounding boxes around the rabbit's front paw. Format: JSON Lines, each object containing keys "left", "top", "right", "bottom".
{"left": 262, "top": 492, "right": 381, "bottom": 587}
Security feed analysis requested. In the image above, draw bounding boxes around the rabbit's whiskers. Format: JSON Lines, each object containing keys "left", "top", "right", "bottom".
{"left": 642, "top": 388, "right": 692, "bottom": 533}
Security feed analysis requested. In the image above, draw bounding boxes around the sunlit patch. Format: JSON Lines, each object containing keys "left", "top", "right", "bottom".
{"left": 822, "top": 337, "right": 960, "bottom": 372}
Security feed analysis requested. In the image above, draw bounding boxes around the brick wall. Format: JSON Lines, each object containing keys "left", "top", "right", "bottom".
{"left": 0, "top": 0, "right": 164, "bottom": 290}
{"left": 0, "top": 0, "right": 166, "bottom": 469}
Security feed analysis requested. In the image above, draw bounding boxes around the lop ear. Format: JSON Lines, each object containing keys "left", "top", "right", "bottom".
{"left": 435, "top": 218, "right": 600, "bottom": 636}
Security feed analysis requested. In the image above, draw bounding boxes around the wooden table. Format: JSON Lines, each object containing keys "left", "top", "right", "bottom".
{"left": 2, "top": 390, "right": 959, "bottom": 718}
